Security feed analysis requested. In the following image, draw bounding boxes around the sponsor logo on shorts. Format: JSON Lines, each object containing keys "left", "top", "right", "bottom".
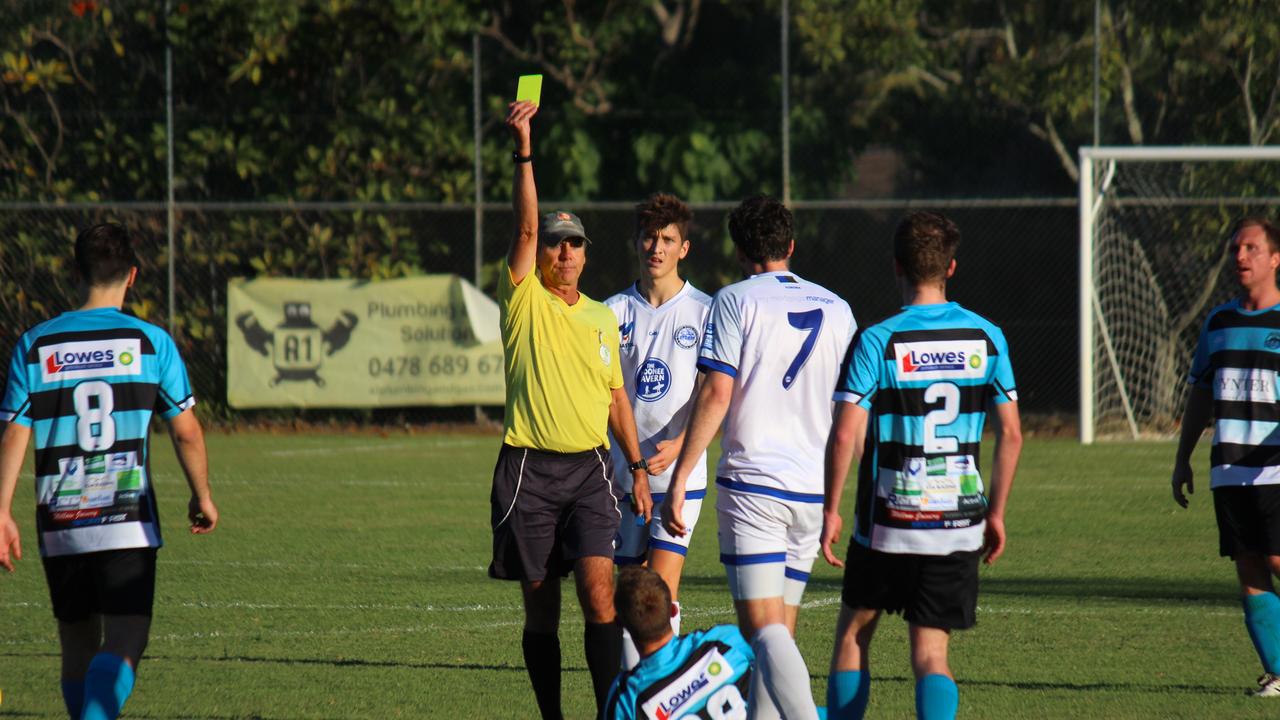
{"left": 641, "top": 648, "right": 734, "bottom": 720}
{"left": 674, "top": 325, "right": 699, "bottom": 349}
{"left": 636, "top": 358, "right": 672, "bottom": 402}
{"left": 39, "top": 339, "right": 143, "bottom": 382}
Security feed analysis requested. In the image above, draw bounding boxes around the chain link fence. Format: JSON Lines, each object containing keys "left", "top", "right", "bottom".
{"left": 1, "top": 200, "right": 1076, "bottom": 423}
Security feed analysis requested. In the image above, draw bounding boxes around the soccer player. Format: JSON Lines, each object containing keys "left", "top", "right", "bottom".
{"left": 490, "top": 99, "right": 653, "bottom": 719}
{"left": 603, "top": 565, "right": 756, "bottom": 720}
{"left": 664, "top": 194, "right": 855, "bottom": 718}
{"left": 605, "top": 192, "right": 712, "bottom": 666}
{"left": 820, "top": 212, "right": 1021, "bottom": 720}
{"left": 0, "top": 223, "right": 218, "bottom": 720}
{"left": 1171, "top": 217, "right": 1280, "bottom": 697}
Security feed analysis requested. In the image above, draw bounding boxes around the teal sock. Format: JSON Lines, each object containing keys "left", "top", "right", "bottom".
{"left": 827, "top": 670, "right": 870, "bottom": 719}
{"left": 915, "top": 674, "right": 958, "bottom": 720}
{"left": 1243, "top": 593, "right": 1280, "bottom": 673}
{"left": 61, "top": 678, "right": 85, "bottom": 718}
{"left": 81, "top": 653, "right": 135, "bottom": 720}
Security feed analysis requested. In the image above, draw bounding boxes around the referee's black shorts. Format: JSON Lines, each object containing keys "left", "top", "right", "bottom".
{"left": 42, "top": 547, "right": 158, "bottom": 622}
{"left": 489, "top": 443, "right": 622, "bottom": 582}
{"left": 1214, "top": 485, "right": 1280, "bottom": 558}
{"left": 841, "top": 541, "right": 981, "bottom": 630}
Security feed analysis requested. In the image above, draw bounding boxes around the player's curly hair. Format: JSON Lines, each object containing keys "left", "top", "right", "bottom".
{"left": 635, "top": 193, "right": 693, "bottom": 244}
{"left": 1228, "top": 216, "right": 1280, "bottom": 254}
{"left": 75, "top": 223, "right": 139, "bottom": 287}
{"left": 893, "top": 211, "right": 961, "bottom": 285}
{"left": 615, "top": 566, "right": 672, "bottom": 645}
{"left": 728, "top": 195, "right": 793, "bottom": 264}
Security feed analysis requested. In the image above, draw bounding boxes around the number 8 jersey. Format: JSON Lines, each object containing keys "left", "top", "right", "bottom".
{"left": 1, "top": 308, "right": 195, "bottom": 557}
{"left": 699, "top": 271, "right": 855, "bottom": 498}
{"left": 835, "top": 302, "right": 1017, "bottom": 556}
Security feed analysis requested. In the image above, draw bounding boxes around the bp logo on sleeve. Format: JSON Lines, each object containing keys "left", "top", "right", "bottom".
{"left": 636, "top": 358, "right": 672, "bottom": 402}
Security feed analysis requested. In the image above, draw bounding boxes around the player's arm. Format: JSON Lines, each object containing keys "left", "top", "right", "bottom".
{"left": 506, "top": 101, "right": 539, "bottom": 285}
{"left": 1171, "top": 383, "right": 1213, "bottom": 508}
{"left": 609, "top": 386, "right": 652, "bottom": 523}
{"left": 168, "top": 409, "right": 218, "bottom": 534}
{"left": 646, "top": 373, "right": 703, "bottom": 476}
{"left": 0, "top": 422, "right": 31, "bottom": 572}
{"left": 982, "top": 401, "right": 1022, "bottom": 565}
{"left": 821, "top": 401, "right": 868, "bottom": 568}
{"left": 662, "top": 370, "right": 733, "bottom": 537}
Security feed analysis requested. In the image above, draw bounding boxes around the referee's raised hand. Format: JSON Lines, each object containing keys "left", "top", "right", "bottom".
{"left": 506, "top": 100, "right": 538, "bottom": 151}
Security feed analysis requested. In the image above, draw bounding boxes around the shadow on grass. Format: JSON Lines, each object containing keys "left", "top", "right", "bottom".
{"left": 679, "top": 573, "right": 1238, "bottom": 607}
{"left": 861, "top": 673, "right": 1244, "bottom": 697}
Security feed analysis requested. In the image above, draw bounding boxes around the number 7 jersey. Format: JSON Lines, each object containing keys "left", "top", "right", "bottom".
{"left": 835, "top": 302, "right": 1017, "bottom": 556}
{"left": 699, "top": 271, "right": 855, "bottom": 497}
{"left": 1, "top": 308, "right": 195, "bottom": 557}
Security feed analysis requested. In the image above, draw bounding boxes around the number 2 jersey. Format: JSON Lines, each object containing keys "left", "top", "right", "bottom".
{"left": 605, "top": 281, "right": 713, "bottom": 496}
{"left": 836, "top": 302, "right": 1016, "bottom": 556}
{"left": 604, "top": 624, "right": 754, "bottom": 720}
{"left": 0, "top": 307, "right": 195, "bottom": 558}
{"left": 699, "top": 271, "right": 855, "bottom": 499}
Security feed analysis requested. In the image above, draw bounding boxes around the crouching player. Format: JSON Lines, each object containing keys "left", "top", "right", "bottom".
{"left": 821, "top": 212, "right": 1022, "bottom": 719}
{"left": 606, "top": 193, "right": 712, "bottom": 667}
{"left": 0, "top": 223, "right": 218, "bottom": 720}
{"left": 605, "top": 566, "right": 770, "bottom": 719}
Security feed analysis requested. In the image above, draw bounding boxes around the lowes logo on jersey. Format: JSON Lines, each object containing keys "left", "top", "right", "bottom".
{"left": 40, "top": 339, "right": 143, "bottom": 383}
{"left": 641, "top": 648, "right": 734, "bottom": 720}
{"left": 894, "top": 340, "right": 987, "bottom": 381}
{"left": 636, "top": 358, "right": 672, "bottom": 402}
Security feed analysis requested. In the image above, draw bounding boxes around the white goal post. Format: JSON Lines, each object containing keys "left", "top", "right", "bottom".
{"left": 1079, "top": 146, "right": 1280, "bottom": 443}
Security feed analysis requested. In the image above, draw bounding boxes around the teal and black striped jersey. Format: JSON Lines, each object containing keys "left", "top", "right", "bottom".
{"left": 1, "top": 307, "right": 195, "bottom": 557}
{"left": 835, "top": 302, "right": 1016, "bottom": 556}
{"left": 603, "top": 625, "right": 754, "bottom": 720}
{"left": 1188, "top": 298, "right": 1280, "bottom": 488}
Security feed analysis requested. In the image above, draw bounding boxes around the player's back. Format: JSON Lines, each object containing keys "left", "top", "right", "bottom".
{"left": 604, "top": 624, "right": 754, "bottom": 720}
{"left": 841, "top": 301, "right": 1016, "bottom": 555}
{"left": 700, "top": 271, "right": 855, "bottom": 497}
{"left": 2, "top": 307, "right": 194, "bottom": 557}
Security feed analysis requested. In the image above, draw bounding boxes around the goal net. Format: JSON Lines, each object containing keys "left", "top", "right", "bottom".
{"left": 1080, "top": 147, "right": 1280, "bottom": 442}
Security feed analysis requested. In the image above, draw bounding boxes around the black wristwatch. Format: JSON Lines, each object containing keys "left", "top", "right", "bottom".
{"left": 512, "top": 151, "right": 533, "bottom": 163}
{"left": 628, "top": 458, "right": 649, "bottom": 473}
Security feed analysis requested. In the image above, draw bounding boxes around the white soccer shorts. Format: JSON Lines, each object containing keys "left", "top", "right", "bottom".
{"left": 614, "top": 490, "right": 705, "bottom": 564}
{"left": 716, "top": 487, "right": 821, "bottom": 605}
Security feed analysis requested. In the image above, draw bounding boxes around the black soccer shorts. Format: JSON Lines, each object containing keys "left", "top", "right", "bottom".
{"left": 489, "top": 443, "right": 621, "bottom": 582}
{"left": 42, "top": 547, "right": 158, "bottom": 622}
{"left": 1214, "top": 485, "right": 1280, "bottom": 558}
{"left": 841, "top": 540, "right": 981, "bottom": 630}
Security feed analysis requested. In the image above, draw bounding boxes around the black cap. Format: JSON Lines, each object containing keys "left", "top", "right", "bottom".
{"left": 539, "top": 210, "right": 591, "bottom": 245}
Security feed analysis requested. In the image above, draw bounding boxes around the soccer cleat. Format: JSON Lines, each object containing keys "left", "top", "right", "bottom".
{"left": 1252, "top": 673, "right": 1280, "bottom": 697}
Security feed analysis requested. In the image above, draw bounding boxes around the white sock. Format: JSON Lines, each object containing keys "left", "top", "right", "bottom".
{"left": 748, "top": 623, "right": 819, "bottom": 720}
{"left": 621, "top": 626, "right": 641, "bottom": 671}
{"left": 671, "top": 602, "right": 682, "bottom": 636}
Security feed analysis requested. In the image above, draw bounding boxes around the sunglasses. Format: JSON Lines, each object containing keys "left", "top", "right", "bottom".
{"left": 542, "top": 236, "right": 586, "bottom": 249}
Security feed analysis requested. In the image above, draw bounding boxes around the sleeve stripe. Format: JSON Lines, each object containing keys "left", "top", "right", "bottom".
{"left": 833, "top": 391, "right": 864, "bottom": 405}
{"left": 0, "top": 410, "right": 15, "bottom": 423}
{"left": 697, "top": 357, "right": 738, "bottom": 378}
{"left": 176, "top": 395, "right": 196, "bottom": 411}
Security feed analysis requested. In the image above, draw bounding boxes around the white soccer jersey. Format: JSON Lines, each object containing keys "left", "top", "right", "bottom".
{"left": 700, "top": 271, "right": 855, "bottom": 500}
{"left": 606, "top": 281, "right": 713, "bottom": 495}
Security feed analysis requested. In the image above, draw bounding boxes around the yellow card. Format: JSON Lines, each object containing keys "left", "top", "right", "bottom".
{"left": 516, "top": 74, "right": 543, "bottom": 106}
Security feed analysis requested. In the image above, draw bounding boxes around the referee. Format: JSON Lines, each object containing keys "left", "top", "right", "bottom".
{"left": 490, "top": 99, "right": 653, "bottom": 720}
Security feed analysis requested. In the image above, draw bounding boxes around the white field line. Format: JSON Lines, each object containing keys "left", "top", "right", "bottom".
{"left": 0, "top": 593, "right": 1240, "bottom": 619}
{"left": 0, "top": 619, "right": 526, "bottom": 648}
{"left": 265, "top": 438, "right": 493, "bottom": 457}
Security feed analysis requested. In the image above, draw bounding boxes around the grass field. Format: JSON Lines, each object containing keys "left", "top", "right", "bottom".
{"left": 0, "top": 431, "right": 1274, "bottom": 718}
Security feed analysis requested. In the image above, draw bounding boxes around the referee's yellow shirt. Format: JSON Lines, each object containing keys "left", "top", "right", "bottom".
{"left": 500, "top": 268, "right": 623, "bottom": 453}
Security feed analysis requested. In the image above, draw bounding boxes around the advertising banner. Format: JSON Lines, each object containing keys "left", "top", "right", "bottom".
{"left": 227, "top": 276, "right": 504, "bottom": 407}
